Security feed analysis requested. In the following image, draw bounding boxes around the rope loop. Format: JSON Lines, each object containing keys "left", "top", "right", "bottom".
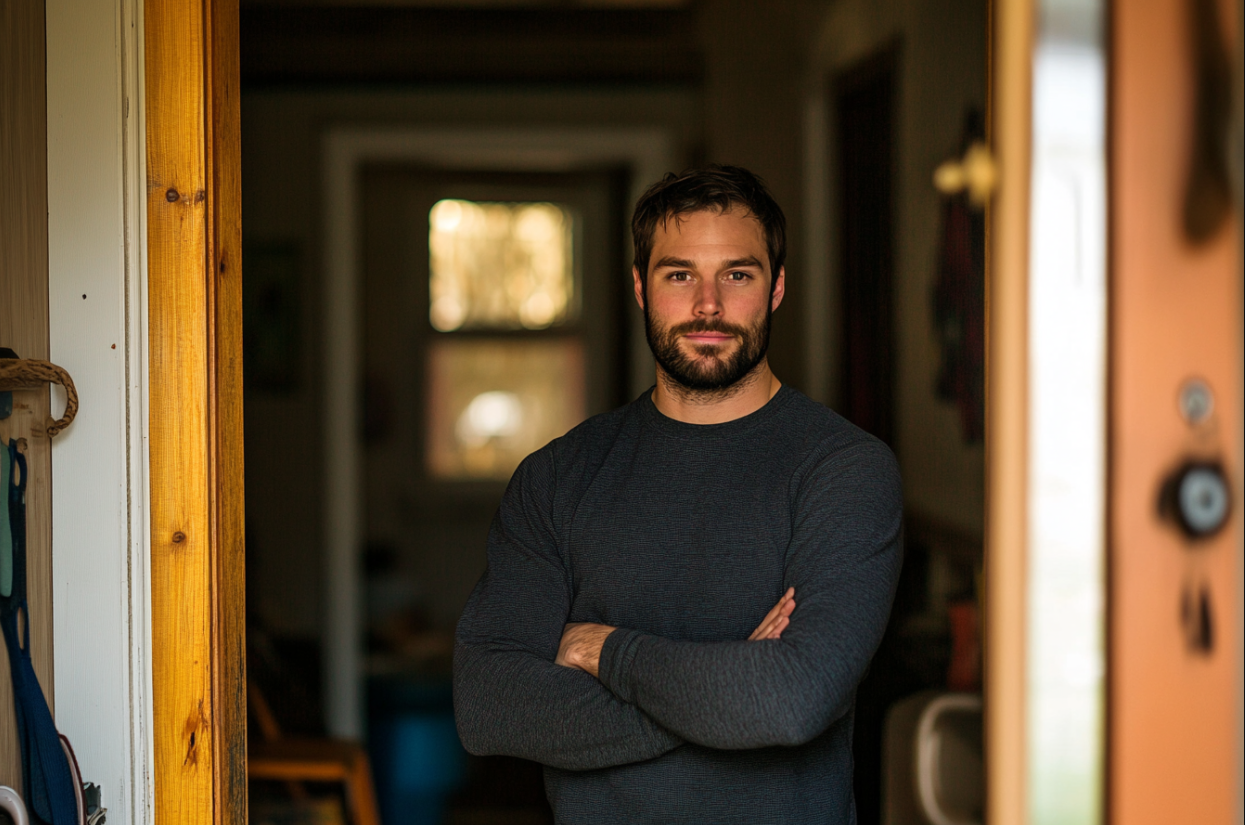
{"left": 0, "top": 359, "right": 79, "bottom": 437}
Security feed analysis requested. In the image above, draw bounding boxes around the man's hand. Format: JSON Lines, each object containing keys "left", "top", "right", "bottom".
{"left": 556, "top": 623, "right": 616, "bottom": 678}
{"left": 748, "top": 587, "right": 796, "bottom": 641}
{"left": 555, "top": 588, "right": 795, "bottom": 678}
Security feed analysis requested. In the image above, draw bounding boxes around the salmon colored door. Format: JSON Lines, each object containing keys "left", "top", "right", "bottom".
{"left": 1109, "top": 0, "right": 1242, "bottom": 823}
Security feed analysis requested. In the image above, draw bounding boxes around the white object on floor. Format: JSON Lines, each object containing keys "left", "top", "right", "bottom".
{"left": 0, "top": 785, "right": 30, "bottom": 825}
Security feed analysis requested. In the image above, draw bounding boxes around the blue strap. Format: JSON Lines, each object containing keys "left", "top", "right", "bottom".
{"left": 1, "top": 445, "right": 12, "bottom": 597}
{"left": 1, "top": 440, "right": 78, "bottom": 825}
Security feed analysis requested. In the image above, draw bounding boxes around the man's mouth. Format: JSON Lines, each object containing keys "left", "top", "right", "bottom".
{"left": 682, "top": 331, "right": 735, "bottom": 344}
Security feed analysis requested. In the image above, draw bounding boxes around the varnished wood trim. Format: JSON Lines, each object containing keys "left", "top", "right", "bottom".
{"left": 207, "top": 0, "right": 248, "bottom": 820}
{"left": 146, "top": 0, "right": 245, "bottom": 822}
{"left": 985, "top": 0, "right": 1033, "bottom": 822}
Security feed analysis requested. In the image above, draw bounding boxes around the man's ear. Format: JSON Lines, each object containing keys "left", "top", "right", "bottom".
{"left": 632, "top": 266, "right": 646, "bottom": 310}
{"left": 770, "top": 267, "right": 786, "bottom": 312}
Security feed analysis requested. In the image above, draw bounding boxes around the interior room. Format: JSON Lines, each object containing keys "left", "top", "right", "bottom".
{"left": 239, "top": 1, "right": 988, "bottom": 822}
{"left": 5, "top": 0, "right": 1239, "bottom": 823}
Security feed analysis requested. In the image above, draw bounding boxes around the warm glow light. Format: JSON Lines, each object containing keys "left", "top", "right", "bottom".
{"left": 426, "top": 339, "right": 586, "bottom": 481}
{"left": 428, "top": 199, "right": 576, "bottom": 331}
{"left": 430, "top": 198, "right": 464, "bottom": 233}
{"left": 456, "top": 391, "right": 523, "bottom": 447}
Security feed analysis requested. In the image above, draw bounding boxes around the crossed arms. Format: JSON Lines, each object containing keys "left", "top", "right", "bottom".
{"left": 554, "top": 587, "right": 797, "bottom": 676}
{"left": 453, "top": 443, "right": 902, "bottom": 772}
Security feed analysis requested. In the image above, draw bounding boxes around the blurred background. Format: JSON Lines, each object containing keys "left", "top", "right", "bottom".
{"left": 239, "top": 1, "right": 989, "bottom": 822}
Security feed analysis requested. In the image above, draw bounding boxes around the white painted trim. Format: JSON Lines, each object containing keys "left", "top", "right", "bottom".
{"left": 321, "top": 125, "right": 674, "bottom": 737}
{"left": 45, "top": 0, "right": 152, "bottom": 820}
{"left": 123, "top": 0, "right": 154, "bottom": 818}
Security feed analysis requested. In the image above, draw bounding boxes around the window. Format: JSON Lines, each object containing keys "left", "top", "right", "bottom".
{"left": 428, "top": 200, "right": 577, "bottom": 331}
{"left": 424, "top": 199, "right": 586, "bottom": 481}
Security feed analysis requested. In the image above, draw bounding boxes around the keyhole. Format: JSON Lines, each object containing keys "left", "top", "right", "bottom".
{"left": 1181, "top": 582, "right": 1215, "bottom": 654}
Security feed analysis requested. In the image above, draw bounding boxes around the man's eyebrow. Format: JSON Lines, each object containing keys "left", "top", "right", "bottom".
{"left": 722, "top": 256, "right": 764, "bottom": 269}
{"left": 652, "top": 256, "right": 697, "bottom": 270}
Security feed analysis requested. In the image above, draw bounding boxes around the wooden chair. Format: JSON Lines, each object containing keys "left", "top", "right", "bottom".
{"left": 247, "top": 678, "right": 382, "bottom": 825}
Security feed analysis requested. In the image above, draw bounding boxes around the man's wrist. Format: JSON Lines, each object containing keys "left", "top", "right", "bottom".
{"left": 594, "top": 626, "right": 646, "bottom": 703}
{"left": 557, "top": 622, "right": 616, "bottom": 678}
{"left": 573, "top": 624, "right": 615, "bottom": 678}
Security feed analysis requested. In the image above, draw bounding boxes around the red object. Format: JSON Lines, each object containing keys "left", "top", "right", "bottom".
{"left": 946, "top": 600, "right": 981, "bottom": 691}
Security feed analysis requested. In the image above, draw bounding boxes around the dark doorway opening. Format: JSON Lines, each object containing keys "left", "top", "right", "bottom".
{"left": 832, "top": 46, "right": 902, "bottom": 825}
{"left": 834, "top": 49, "right": 897, "bottom": 448}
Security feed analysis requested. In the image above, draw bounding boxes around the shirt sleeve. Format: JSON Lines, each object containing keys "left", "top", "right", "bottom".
{"left": 594, "top": 439, "right": 903, "bottom": 751}
{"left": 453, "top": 447, "right": 684, "bottom": 771}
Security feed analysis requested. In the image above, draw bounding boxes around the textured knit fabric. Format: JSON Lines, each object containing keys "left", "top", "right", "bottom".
{"left": 453, "top": 386, "right": 903, "bottom": 824}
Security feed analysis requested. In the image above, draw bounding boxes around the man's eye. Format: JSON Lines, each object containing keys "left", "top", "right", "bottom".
{"left": 726, "top": 271, "right": 751, "bottom": 281}
{"left": 670, "top": 272, "right": 690, "bottom": 281}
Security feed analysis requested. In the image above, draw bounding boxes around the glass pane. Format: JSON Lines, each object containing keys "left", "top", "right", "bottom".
{"left": 1027, "top": 1, "right": 1107, "bottom": 823}
{"left": 428, "top": 199, "right": 576, "bottom": 331}
{"left": 426, "top": 338, "right": 586, "bottom": 481}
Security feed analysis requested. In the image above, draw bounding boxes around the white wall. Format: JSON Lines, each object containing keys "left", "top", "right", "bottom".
{"left": 45, "top": 0, "right": 151, "bottom": 822}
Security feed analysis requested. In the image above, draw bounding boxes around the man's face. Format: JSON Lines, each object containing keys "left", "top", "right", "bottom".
{"left": 634, "top": 208, "right": 786, "bottom": 391}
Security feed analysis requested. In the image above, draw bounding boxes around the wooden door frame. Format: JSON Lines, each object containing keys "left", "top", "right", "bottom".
{"left": 985, "top": 0, "right": 1033, "bottom": 819}
{"left": 145, "top": 0, "right": 246, "bottom": 822}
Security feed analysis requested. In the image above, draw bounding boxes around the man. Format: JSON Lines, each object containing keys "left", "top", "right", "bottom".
{"left": 454, "top": 165, "right": 902, "bottom": 824}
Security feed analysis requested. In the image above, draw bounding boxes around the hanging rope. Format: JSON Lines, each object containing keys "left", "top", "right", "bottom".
{"left": 0, "top": 359, "right": 79, "bottom": 438}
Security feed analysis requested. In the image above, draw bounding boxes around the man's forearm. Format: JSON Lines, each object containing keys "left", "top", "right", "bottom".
{"left": 593, "top": 627, "right": 862, "bottom": 750}
{"left": 551, "top": 589, "right": 812, "bottom": 751}
{"left": 455, "top": 447, "right": 685, "bottom": 772}
{"left": 453, "top": 639, "right": 683, "bottom": 771}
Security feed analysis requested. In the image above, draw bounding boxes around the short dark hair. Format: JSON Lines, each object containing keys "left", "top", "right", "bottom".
{"left": 631, "top": 165, "right": 787, "bottom": 288}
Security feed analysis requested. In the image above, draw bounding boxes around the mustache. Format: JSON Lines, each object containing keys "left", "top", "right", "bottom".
{"left": 668, "top": 319, "right": 751, "bottom": 337}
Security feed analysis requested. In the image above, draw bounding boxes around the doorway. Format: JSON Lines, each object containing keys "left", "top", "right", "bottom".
{"left": 834, "top": 48, "right": 897, "bottom": 449}
{"left": 134, "top": 1, "right": 1245, "bottom": 824}
{"left": 356, "top": 166, "right": 628, "bottom": 822}
{"left": 237, "top": 3, "right": 993, "bottom": 824}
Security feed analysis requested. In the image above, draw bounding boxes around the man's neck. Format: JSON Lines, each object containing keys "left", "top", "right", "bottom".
{"left": 651, "top": 361, "right": 783, "bottom": 425}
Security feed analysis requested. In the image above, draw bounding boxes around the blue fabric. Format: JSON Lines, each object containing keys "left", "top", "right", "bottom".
{"left": 1, "top": 445, "right": 12, "bottom": 597}
{"left": 1, "top": 440, "right": 78, "bottom": 825}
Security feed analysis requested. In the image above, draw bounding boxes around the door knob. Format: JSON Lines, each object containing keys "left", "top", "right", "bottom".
{"left": 934, "top": 142, "right": 998, "bottom": 206}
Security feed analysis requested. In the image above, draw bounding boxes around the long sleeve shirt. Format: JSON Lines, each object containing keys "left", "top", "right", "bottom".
{"left": 453, "top": 386, "right": 903, "bottom": 824}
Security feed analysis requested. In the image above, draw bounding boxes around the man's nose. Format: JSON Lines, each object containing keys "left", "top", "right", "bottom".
{"left": 693, "top": 281, "right": 723, "bottom": 316}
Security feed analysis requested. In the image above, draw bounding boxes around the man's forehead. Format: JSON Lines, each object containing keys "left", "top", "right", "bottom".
{"left": 647, "top": 209, "right": 771, "bottom": 281}
{"left": 653, "top": 207, "right": 766, "bottom": 245}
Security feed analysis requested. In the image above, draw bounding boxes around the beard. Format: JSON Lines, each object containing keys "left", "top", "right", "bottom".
{"left": 644, "top": 301, "right": 772, "bottom": 392}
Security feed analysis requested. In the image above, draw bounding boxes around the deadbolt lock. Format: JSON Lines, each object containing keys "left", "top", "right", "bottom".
{"left": 1160, "top": 460, "right": 1232, "bottom": 540}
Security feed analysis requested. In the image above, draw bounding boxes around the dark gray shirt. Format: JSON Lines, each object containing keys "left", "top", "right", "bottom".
{"left": 454, "top": 386, "right": 902, "bottom": 824}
